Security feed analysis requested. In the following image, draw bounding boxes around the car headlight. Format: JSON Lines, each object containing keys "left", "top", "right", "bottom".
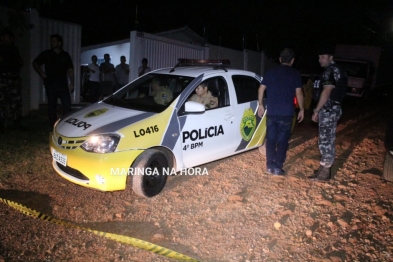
{"left": 81, "top": 135, "right": 120, "bottom": 153}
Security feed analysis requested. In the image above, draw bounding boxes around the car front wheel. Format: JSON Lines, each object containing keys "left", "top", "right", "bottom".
{"left": 131, "top": 149, "right": 169, "bottom": 197}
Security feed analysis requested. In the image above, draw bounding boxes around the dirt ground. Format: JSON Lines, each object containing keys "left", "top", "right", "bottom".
{"left": 0, "top": 99, "right": 392, "bottom": 262}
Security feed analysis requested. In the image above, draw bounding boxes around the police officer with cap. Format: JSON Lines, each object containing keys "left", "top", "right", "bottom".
{"left": 308, "top": 45, "right": 347, "bottom": 181}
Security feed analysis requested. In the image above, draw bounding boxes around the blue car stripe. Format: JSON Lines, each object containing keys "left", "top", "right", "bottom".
{"left": 86, "top": 112, "right": 155, "bottom": 135}
{"left": 161, "top": 110, "right": 182, "bottom": 150}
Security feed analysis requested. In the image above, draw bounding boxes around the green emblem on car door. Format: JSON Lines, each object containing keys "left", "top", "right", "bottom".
{"left": 84, "top": 108, "right": 109, "bottom": 118}
{"left": 240, "top": 108, "right": 256, "bottom": 141}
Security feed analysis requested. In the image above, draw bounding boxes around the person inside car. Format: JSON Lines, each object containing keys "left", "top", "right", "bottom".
{"left": 188, "top": 81, "right": 218, "bottom": 109}
{"left": 150, "top": 78, "right": 173, "bottom": 105}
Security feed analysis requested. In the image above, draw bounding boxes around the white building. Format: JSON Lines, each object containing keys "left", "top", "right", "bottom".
{"left": 81, "top": 26, "right": 276, "bottom": 85}
{"left": 1, "top": 7, "right": 275, "bottom": 113}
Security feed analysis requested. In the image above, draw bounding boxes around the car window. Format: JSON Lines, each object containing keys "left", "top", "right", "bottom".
{"left": 103, "top": 73, "right": 194, "bottom": 113}
{"left": 232, "top": 75, "right": 260, "bottom": 104}
{"left": 183, "top": 76, "right": 229, "bottom": 111}
{"left": 206, "top": 77, "right": 229, "bottom": 108}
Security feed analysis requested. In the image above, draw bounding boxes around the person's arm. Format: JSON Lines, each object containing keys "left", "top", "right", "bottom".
{"left": 68, "top": 67, "right": 74, "bottom": 93}
{"left": 124, "top": 64, "right": 130, "bottom": 74}
{"left": 138, "top": 66, "right": 144, "bottom": 77}
{"left": 32, "top": 60, "right": 46, "bottom": 79}
{"left": 207, "top": 96, "right": 218, "bottom": 109}
{"left": 295, "top": 87, "right": 304, "bottom": 122}
{"left": 257, "top": 84, "right": 266, "bottom": 117}
{"left": 87, "top": 65, "right": 96, "bottom": 73}
{"left": 311, "top": 85, "right": 334, "bottom": 122}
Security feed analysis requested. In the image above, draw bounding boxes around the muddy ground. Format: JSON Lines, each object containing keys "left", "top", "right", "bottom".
{"left": 0, "top": 98, "right": 392, "bottom": 262}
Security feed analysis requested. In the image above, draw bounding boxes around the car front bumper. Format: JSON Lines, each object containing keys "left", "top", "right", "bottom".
{"left": 49, "top": 133, "right": 144, "bottom": 191}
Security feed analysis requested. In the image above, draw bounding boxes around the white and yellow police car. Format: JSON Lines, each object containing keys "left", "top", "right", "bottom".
{"left": 49, "top": 59, "right": 267, "bottom": 197}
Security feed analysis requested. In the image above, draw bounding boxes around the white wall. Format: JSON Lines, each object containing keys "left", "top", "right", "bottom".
{"left": 208, "top": 45, "right": 244, "bottom": 70}
{"left": 129, "top": 31, "right": 208, "bottom": 81}
{"left": 80, "top": 30, "right": 276, "bottom": 86}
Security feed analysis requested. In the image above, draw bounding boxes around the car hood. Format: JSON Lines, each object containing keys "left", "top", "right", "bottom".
{"left": 55, "top": 103, "right": 155, "bottom": 137}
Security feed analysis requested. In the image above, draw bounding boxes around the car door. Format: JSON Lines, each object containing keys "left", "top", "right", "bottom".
{"left": 178, "top": 76, "right": 236, "bottom": 168}
{"left": 231, "top": 74, "right": 266, "bottom": 152}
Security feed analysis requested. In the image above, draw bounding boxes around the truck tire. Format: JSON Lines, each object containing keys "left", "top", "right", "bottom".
{"left": 131, "top": 149, "right": 168, "bottom": 197}
{"left": 383, "top": 151, "right": 393, "bottom": 182}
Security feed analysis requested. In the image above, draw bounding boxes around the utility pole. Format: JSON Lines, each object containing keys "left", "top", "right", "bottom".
{"left": 135, "top": 4, "right": 139, "bottom": 31}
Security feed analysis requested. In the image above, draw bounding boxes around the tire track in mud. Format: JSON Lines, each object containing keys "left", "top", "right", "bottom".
{"left": 284, "top": 106, "right": 385, "bottom": 172}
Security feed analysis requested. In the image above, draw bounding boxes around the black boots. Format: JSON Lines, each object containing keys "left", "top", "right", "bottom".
{"left": 308, "top": 166, "right": 331, "bottom": 181}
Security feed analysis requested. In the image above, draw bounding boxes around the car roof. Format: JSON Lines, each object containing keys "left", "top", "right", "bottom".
{"left": 150, "top": 66, "right": 259, "bottom": 78}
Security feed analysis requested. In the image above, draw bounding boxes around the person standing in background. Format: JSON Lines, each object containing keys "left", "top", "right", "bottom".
{"left": 85, "top": 55, "right": 100, "bottom": 102}
{"left": 33, "top": 34, "right": 74, "bottom": 130}
{"left": 138, "top": 58, "right": 151, "bottom": 77}
{"left": 115, "top": 55, "right": 130, "bottom": 91}
{"left": 99, "top": 53, "right": 115, "bottom": 98}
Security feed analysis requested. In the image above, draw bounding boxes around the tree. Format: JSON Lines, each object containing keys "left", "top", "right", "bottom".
{"left": 1, "top": 0, "right": 64, "bottom": 35}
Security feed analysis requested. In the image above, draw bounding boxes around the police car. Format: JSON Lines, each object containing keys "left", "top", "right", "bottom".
{"left": 49, "top": 59, "right": 267, "bottom": 197}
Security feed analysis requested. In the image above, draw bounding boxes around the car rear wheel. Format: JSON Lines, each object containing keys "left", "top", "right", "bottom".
{"left": 383, "top": 151, "right": 393, "bottom": 181}
{"left": 131, "top": 149, "right": 168, "bottom": 197}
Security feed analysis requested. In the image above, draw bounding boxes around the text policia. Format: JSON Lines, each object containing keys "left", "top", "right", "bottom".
{"left": 111, "top": 167, "right": 209, "bottom": 176}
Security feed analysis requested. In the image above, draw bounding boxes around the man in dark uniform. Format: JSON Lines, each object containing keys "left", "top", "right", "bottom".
{"left": 33, "top": 34, "right": 74, "bottom": 130}
{"left": 0, "top": 29, "right": 23, "bottom": 130}
{"left": 308, "top": 46, "right": 347, "bottom": 181}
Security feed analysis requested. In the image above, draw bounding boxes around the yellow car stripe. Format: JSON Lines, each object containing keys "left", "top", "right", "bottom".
{"left": 247, "top": 112, "right": 267, "bottom": 148}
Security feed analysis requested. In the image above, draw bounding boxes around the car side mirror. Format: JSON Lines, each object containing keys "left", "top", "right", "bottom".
{"left": 185, "top": 101, "right": 205, "bottom": 113}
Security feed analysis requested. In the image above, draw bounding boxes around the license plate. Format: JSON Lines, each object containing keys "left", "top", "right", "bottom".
{"left": 52, "top": 148, "right": 67, "bottom": 166}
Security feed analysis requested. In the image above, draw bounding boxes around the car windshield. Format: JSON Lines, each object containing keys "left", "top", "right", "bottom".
{"left": 335, "top": 61, "right": 369, "bottom": 78}
{"left": 103, "top": 73, "right": 194, "bottom": 113}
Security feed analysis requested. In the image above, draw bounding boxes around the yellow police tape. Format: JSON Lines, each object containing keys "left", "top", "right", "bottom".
{"left": 0, "top": 197, "right": 199, "bottom": 261}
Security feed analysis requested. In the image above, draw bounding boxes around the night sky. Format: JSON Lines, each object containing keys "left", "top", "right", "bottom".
{"left": 4, "top": 0, "right": 393, "bottom": 70}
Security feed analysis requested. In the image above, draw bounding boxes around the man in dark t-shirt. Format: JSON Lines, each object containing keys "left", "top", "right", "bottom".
{"left": 258, "top": 48, "right": 304, "bottom": 176}
{"left": 33, "top": 34, "right": 74, "bottom": 130}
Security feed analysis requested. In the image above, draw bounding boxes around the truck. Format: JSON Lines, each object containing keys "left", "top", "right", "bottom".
{"left": 334, "top": 45, "right": 381, "bottom": 98}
